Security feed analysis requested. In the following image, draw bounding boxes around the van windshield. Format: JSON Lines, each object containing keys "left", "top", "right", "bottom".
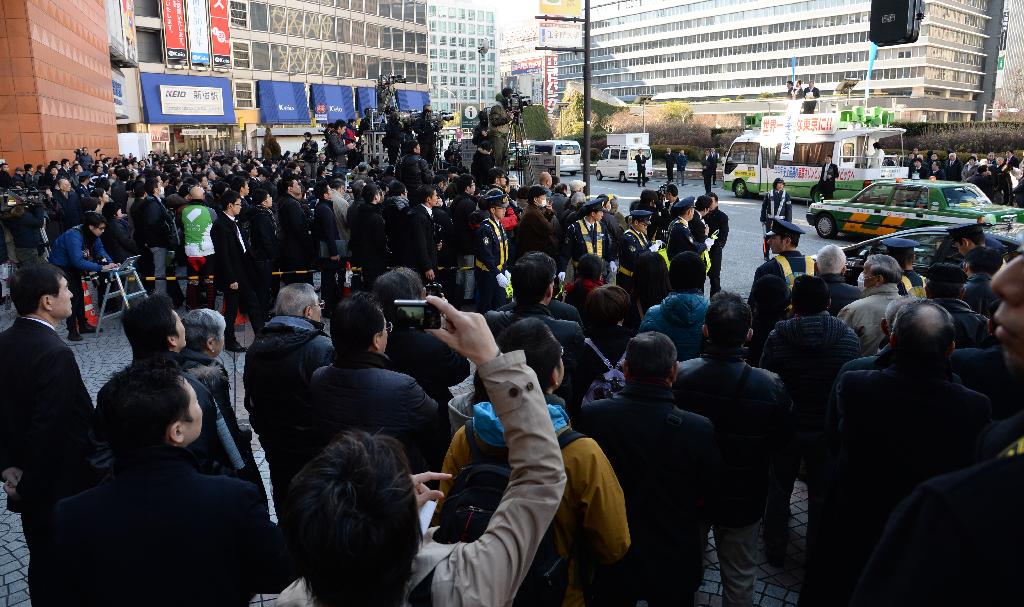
{"left": 555, "top": 144, "right": 579, "bottom": 155}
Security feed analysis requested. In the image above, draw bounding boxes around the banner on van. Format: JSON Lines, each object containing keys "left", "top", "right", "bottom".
{"left": 761, "top": 112, "right": 839, "bottom": 137}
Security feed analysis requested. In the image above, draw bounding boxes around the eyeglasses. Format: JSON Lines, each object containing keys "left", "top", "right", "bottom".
{"left": 385, "top": 321, "right": 393, "bottom": 334}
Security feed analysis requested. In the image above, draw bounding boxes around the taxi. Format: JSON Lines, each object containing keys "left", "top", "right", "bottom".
{"left": 806, "top": 179, "right": 1024, "bottom": 240}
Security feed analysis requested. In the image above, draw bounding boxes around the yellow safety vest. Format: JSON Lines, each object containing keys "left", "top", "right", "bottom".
{"left": 474, "top": 218, "right": 508, "bottom": 272}
{"left": 900, "top": 273, "right": 927, "bottom": 298}
{"left": 577, "top": 219, "right": 604, "bottom": 260}
{"left": 774, "top": 254, "right": 816, "bottom": 289}
{"left": 617, "top": 229, "right": 649, "bottom": 277}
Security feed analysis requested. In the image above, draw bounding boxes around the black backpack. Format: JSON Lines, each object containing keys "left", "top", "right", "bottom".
{"left": 417, "top": 420, "right": 584, "bottom": 607}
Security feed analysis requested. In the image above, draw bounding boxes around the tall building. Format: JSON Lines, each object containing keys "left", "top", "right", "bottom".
{"left": 499, "top": 20, "right": 558, "bottom": 113}
{"left": 125, "top": 0, "right": 429, "bottom": 153}
{"left": 427, "top": 0, "right": 497, "bottom": 119}
{"left": 557, "top": 0, "right": 1005, "bottom": 122}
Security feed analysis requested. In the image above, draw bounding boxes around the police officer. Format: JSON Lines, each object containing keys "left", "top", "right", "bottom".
{"left": 947, "top": 222, "right": 1004, "bottom": 256}
{"left": 883, "top": 237, "right": 927, "bottom": 297}
{"left": 475, "top": 188, "right": 511, "bottom": 313}
{"left": 617, "top": 209, "right": 662, "bottom": 292}
{"left": 760, "top": 178, "right": 792, "bottom": 261}
{"left": 751, "top": 219, "right": 815, "bottom": 292}
{"left": 559, "top": 195, "right": 616, "bottom": 284}
{"left": 667, "top": 196, "right": 701, "bottom": 259}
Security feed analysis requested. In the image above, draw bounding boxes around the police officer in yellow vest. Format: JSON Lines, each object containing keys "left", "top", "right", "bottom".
{"left": 667, "top": 196, "right": 700, "bottom": 259}
{"left": 475, "top": 188, "right": 511, "bottom": 312}
{"left": 559, "top": 195, "right": 617, "bottom": 284}
{"left": 883, "top": 236, "right": 928, "bottom": 298}
{"left": 617, "top": 209, "right": 662, "bottom": 292}
{"left": 751, "top": 219, "right": 815, "bottom": 292}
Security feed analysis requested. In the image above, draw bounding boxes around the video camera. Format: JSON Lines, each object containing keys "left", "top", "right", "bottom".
{"left": 379, "top": 73, "right": 407, "bottom": 86}
{"left": 508, "top": 93, "right": 533, "bottom": 112}
{"left": 0, "top": 187, "right": 42, "bottom": 220}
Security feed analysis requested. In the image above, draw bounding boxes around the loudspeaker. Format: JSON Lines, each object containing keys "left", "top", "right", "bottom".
{"left": 870, "top": 0, "right": 924, "bottom": 47}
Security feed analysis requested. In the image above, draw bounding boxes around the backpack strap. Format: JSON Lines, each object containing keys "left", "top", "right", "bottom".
{"left": 584, "top": 337, "right": 614, "bottom": 371}
{"left": 557, "top": 428, "right": 586, "bottom": 450}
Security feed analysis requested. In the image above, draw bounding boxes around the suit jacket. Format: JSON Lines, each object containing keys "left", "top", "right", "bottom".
{"left": 403, "top": 204, "right": 438, "bottom": 274}
{"left": 52, "top": 446, "right": 293, "bottom": 606}
{"left": 211, "top": 213, "right": 254, "bottom": 290}
{"left": 278, "top": 195, "right": 313, "bottom": 264}
{"left": 819, "top": 163, "right": 839, "bottom": 187}
{"left": 0, "top": 318, "right": 96, "bottom": 510}
{"left": 945, "top": 159, "right": 964, "bottom": 182}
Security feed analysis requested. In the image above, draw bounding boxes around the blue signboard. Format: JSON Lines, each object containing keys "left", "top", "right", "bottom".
{"left": 310, "top": 84, "right": 356, "bottom": 124}
{"left": 356, "top": 87, "right": 378, "bottom": 113}
{"left": 258, "top": 81, "right": 310, "bottom": 124}
{"left": 140, "top": 73, "right": 235, "bottom": 125}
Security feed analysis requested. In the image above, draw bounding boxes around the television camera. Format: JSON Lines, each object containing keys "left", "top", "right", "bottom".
{"left": 0, "top": 187, "right": 43, "bottom": 221}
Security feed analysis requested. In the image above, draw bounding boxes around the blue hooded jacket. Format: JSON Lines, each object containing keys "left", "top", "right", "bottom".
{"left": 639, "top": 289, "right": 709, "bottom": 362}
{"left": 49, "top": 226, "right": 110, "bottom": 272}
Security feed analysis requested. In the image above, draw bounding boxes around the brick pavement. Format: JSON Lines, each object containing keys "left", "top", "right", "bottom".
{"left": 0, "top": 306, "right": 807, "bottom": 607}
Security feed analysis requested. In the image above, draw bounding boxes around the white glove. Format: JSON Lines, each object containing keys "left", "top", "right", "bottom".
{"left": 502, "top": 270, "right": 512, "bottom": 283}
{"left": 496, "top": 273, "right": 510, "bottom": 290}
{"left": 704, "top": 238, "right": 715, "bottom": 249}
{"left": 609, "top": 261, "right": 619, "bottom": 275}
{"left": 558, "top": 271, "right": 566, "bottom": 283}
{"left": 649, "top": 240, "right": 663, "bottom": 253}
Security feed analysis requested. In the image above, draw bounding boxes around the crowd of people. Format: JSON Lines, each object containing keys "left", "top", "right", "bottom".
{"left": 904, "top": 147, "right": 1024, "bottom": 207}
{"left": 1, "top": 132, "right": 1023, "bottom": 607}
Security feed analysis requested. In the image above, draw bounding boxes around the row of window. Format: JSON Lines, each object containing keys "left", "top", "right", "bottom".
{"left": 926, "top": 2, "right": 987, "bottom": 29}
{"left": 433, "top": 35, "right": 496, "bottom": 50}
{"left": 429, "top": 61, "right": 495, "bottom": 75}
{"left": 429, "top": 20, "right": 496, "bottom": 36}
{"left": 926, "top": 24, "right": 986, "bottom": 49}
{"left": 230, "top": 40, "right": 427, "bottom": 83}
{"left": 136, "top": 0, "right": 423, "bottom": 24}
{"left": 430, "top": 76, "right": 494, "bottom": 88}
{"left": 427, "top": 5, "right": 494, "bottom": 22}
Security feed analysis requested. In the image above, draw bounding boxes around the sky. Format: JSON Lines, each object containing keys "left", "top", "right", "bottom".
{"left": 489, "top": 2, "right": 539, "bottom": 27}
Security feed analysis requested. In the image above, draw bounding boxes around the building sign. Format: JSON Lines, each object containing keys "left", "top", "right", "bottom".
{"left": 162, "top": 0, "right": 188, "bottom": 65}
{"left": 159, "top": 85, "right": 225, "bottom": 115}
{"left": 181, "top": 128, "right": 219, "bottom": 136}
{"left": 185, "top": 0, "right": 211, "bottom": 66}
{"left": 461, "top": 105, "right": 480, "bottom": 129}
{"left": 209, "top": 0, "right": 231, "bottom": 67}
{"left": 761, "top": 112, "right": 839, "bottom": 137}
{"left": 258, "top": 81, "right": 310, "bottom": 124}
{"left": 539, "top": 0, "right": 581, "bottom": 18}
{"left": 122, "top": 0, "right": 138, "bottom": 63}
{"left": 112, "top": 72, "right": 128, "bottom": 120}
{"left": 512, "top": 58, "right": 544, "bottom": 75}
{"left": 150, "top": 125, "right": 171, "bottom": 143}
{"left": 544, "top": 55, "right": 559, "bottom": 112}
{"left": 311, "top": 84, "right": 356, "bottom": 124}
{"left": 539, "top": 22, "right": 581, "bottom": 49}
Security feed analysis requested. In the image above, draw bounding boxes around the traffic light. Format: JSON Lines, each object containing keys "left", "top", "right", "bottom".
{"left": 870, "top": 0, "right": 924, "bottom": 47}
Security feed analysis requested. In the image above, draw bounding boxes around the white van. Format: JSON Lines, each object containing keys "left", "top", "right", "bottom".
{"left": 527, "top": 140, "right": 583, "bottom": 175}
{"left": 596, "top": 133, "right": 654, "bottom": 182}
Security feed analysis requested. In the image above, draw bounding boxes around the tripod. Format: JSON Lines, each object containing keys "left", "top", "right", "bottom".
{"left": 509, "top": 108, "right": 528, "bottom": 186}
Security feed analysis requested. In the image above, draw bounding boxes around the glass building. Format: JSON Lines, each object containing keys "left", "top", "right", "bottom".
{"left": 427, "top": 0, "right": 498, "bottom": 117}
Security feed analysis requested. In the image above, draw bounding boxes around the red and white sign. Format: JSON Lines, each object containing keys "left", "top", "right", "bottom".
{"left": 162, "top": 0, "right": 188, "bottom": 65}
{"left": 761, "top": 113, "right": 840, "bottom": 137}
{"left": 544, "top": 55, "right": 558, "bottom": 112}
{"left": 209, "top": 0, "right": 231, "bottom": 67}
{"left": 512, "top": 57, "right": 544, "bottom": 75}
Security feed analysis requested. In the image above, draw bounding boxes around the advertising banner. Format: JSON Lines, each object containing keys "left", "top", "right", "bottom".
{"left": 539, "top": 0, "right": 581, "bottom": 18}
{"left": 209, "top": 0, "right": 231, "bottom": 68}
{"left": 159, "top": 85, "right": 225, "bottom": 115}
{"left": 539, "top": 22, "right": 581, "bottom": 49}
{"left": 185, "top": 0, "right": 211, "bottom": 66}
{"left": 258, "top": 81, "right": 310, "bottom": 124}
{"left": 162, "top": 0, "right": 188, "bottom": 65}
{"left": 311, "top": 84, "right": 356, "bottom": 124}
{"left": 512, "top": 58, "right": 544, "bottom": 75}
{"left": 778, "top": 102, "right": 802, "bottom": 161}
{"left": 761, "top": 112, "right": 839, "bottom": 137}
{"left": 544, "top": 55, "right": 558, "bottom": 111}
{"left": 122, "top": 0, "right": 138, "bottom": 63}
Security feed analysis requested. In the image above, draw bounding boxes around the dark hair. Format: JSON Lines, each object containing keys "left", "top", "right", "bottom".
{"left": 362, "top": 183, "right": 380, "bottom": 204}
{"left": 83, "top": 210, "right": 106, "bottom": 229}
{"left": 664, "top": 184, "right": 678, "bottom": 197}
{"left": 892, "top": 300, "right": 956, "bottom": 363}
{"left": 669, "top": 252, "right": 706, "bottom": 291}
{"left": 887, "top": 246, "right": 915, "bottom": 268}
{"left": 750, "top": 274, "right": 791, "bottom": 316}
{"left": 11, "top": 264, "right": 65, "bottom": 316}
{"left": 95, "top": 358, "right": 193, "bottom": 456}
{"left": 510, "top": 252, "right": 557, "bottom": 305}
{"left": 219, "top": 189, "right": 240, "bottom": 211}
{"left": 101, "top": 200, "right": 123, "bottom": 224}
{"left": 926, "top": 262, "right": 967, "bottom": 299}
{"left": 705, "top": 292, "right": 752, "bottom": 347}
{"left": 122, "top": 294, "right": 180, "bottom": 359}
{"left": 313, "top": 180, "right": 332, "bottom": 202}
{"left": 144, "top": 177, "right": 161, "bottom": 196}
{"left": 330, "top": 292, "right": 385, "bottom": 357}
{"left": 791, "top": 275, "right": 829, "bottom": 315}
{"left": 586, "top": 285, "right": 629, "bottom": 327}
{"left": 402, "top": 140, "right": 419, "bottom": 155}
{"left": 229, "top": 175, "right": 248, "bottom": 192}
{"left": 477, "top": 140, "right": 492, "bottom": 151}
{"left": 576, "top": 254, "right": 603, "bottom": 282}
{"left": 330, "top": 177, "right": 345, "bottom": 190}
{"left": 456, "top": 173, "right": 475, "bottom": 192}
{"left": 282, "top": 432, "right": 418, "bottom": 607}
{"left": 251, "top": 187, "right": 272, "bottom": 205}
{"left": 625, "top": 332, "right": 676, "bottom": 379}
{"left": 964, "top": 246, "right": 1003, "bottom": 276}
{"left": 638, "top": 189, "right": 658, "bottom": 207}
{"left": 496, "top": 318, "right": 562, "bottom": 390}
{"left": 372, "top": 270, "right": 420, "bottom": 323}
{"left": 411, "top": 184, "right": 435, "bottom": 206}
{"left": 488, "top": 167, "right": 504, "bottom": 183}
{"left": 632, "top": 251, "right": 671, "bottom": 310}
{"left": 388, "top": 181, "right": 408, "bottom": 196}
{"left": 694, "top": 195, "right": 712, "bottom": 212}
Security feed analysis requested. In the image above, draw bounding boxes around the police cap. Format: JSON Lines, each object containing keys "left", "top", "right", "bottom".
{"left": 629, "top": 209, "right": 654, "bottom": 221}
{"left": 927, "top": 262, "right": 968, "bottom": 284}
{"left": 672, "top": 196, "right": 696, "bottom": 211}
{"left": 881, "top": 237, "right": 918, "bottom": 251}
{"left": 479, "top": 188, "right": 508, "bottom": 210}
{"left": 946, "top": 222, "right": 986, "bottom": 240}
{"left": 765, "top": 219, "right": 806, "bottom": 237}
{"left": 581, "top": 195, "right": 608, "bottom": 213}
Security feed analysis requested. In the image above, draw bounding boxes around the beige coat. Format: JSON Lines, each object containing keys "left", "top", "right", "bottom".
{"left": 837, "top": 283, "right": 902, "bottom": 356}
{"left": 275, "top": 351, "right": 568, "bottom": 607}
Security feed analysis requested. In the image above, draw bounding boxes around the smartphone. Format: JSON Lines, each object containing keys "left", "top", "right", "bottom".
{"left": 394, "top": 299, "right": 442, "bottom": 331}
{"left": 424, "top": 282, "right": 444, "bottom": 298}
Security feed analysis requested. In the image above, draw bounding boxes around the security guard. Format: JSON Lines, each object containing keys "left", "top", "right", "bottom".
{"left": 751, "top": 219, "right": 815, "bottom": 291}
{"left": 667, "top": 196, "right": 701, "bottom": 259}
{"left": 883, "top": 237, "right": 927, "bottom": 297}
{"left": 617, "top": 209, "right": 661, "bottom": 292}
{"left": 947, "top": 222, "right": 1003, "bottom": 256}
{"left": 559, "top": 195, "right": 617, "bottom": 284}
{"left": 475, "top": 188, "right": 511, "bottom": 313}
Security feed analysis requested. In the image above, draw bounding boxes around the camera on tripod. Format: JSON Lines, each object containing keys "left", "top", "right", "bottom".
{"left": 379, "top": 73, "right": 407, "bottom": 86}
{"left": 508, "top": 93, "right": 533, "bottom": 112}
{"left": 0, "top": 187, "right": 41, "bottom": 220}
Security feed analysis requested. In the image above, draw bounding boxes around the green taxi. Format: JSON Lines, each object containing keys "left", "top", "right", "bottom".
{"left": 807, "top": 179, "right": 1024, "bottom": 240}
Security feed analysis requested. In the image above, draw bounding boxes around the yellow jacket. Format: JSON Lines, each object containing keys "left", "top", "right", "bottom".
{"left": 438, "top": 423, "right": 631, "bottom": 607}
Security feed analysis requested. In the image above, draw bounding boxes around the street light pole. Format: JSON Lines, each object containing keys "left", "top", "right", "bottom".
{"left": 583, "top": 0, "right": 592, "bottom": 191}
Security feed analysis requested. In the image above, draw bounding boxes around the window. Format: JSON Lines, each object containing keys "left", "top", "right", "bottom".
{"left": 286, "top": 9, "right": 303, "bottom": 37}
{"left": 269, "top": 5, "right": 287, "bottom": 34}
{"left": 251, "top": 42, "right": 270, "bottom": 70}
{"left": 229, "top": 1, "right": 248, "bottom": 28}
{"left": 287, "top": 46, "right": 305, "bottom": 74}
{"left": 306, "top": 49, "right": 323, "bottom": 75}
{"left": 249, "top": 2, "right": 268, "bottom": 31}
{"left": 892, "top": 186, "right": 928, "bottom": 209}
{"left": 339, "top": 53, "right": 352, "bottom": 78}
{"left": 852, "top": 184, "right": 895, "bottom": 206}
{"left": 234, "top": 81, "right": 255, "bottom": 108}
{"left": 353, "top": 54, "right": 367, "bottom": 79}
{"left": 323, "top": 50, "right": 338, "bottom": 77}
{"left": 367, "top": 56, "right": 380, "bottom": 80}
{"left": 304, "top": 13, "right": 319, "bottom": 39}
{"left": 136, "top": 29, "right": 163, "bottom": 63}
{"left": 726, "top": 141, "right": 758, "bottom": 166}
{"left": 270, "top": 43, "right": 288, "bottom": 71}
{"left": 352, "top": 21, "right": 366, "bottom": 46}
{"left": 232, "top": 41, "right": 251, "bottom": 69}
{"left": 135, "top": 0, "right": 159, "bottom": 17}
{"left": 337, "top": 18, "right": 351, "bottom": 44}
{"left": 774, "top": 142, "right": 835, "bottom": 167}
{"left": 366, "top": 23, "right": 380, "bottom": 48}
{"left": 321, "top": 15, "right": 335, "bottom": 41}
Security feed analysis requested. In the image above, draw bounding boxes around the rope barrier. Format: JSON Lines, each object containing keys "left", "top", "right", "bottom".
{"left": 139, "top": 265, "right": 478, "bottom": 281}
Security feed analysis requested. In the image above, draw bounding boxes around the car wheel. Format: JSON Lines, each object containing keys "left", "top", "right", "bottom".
{"left": 619, "top": 172, "right": 626, "bottom": 183}
{"left": 596, "top": 171, "right": 603, "bottom": 181}
{"left": 815, "top": 213, "right": 837, "bottom": 239}
{"left": 732, "top": 179, "right": 749, "bottom": 199}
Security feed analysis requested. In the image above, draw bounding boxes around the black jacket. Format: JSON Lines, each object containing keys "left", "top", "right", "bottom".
{"left": 100, "top": 217, "right": 138, "bottom": 263}
{"left": 433, "top": 205, "right": 457, "bottom": 269}
{"left": 398, "top": 153, "right": 434, "bottom": 189}
{"left": 704, "top": 207, "right": 729, "bottom": 249}
{"left": 760, "top": 312, "right": 861, "bottom": 433}
{"left": 52, "top": 446, "right": 293, "bottom": 606}
{"left": 247, "top": 206, "right": 279, "bottom": 263}
{"left": 310, "top": 351, "right": 438, "bottom": 472}
{"left": 244, "top": 317, "right": 334, "bottom": 508}
{"left": 497, "top": 298, "right": 582, "bottom": 325}
{"left": 349, "top": 202, "right": 388, "bottom": 283}
{"left": 471, "top": 152, "right": 495, "bottom": 187}
{"left": 822, "top": 273, "right": 860, "bottom": 315}
{"left": 0, "top": 318, "right": 97, "bottom": 511}
{"left": 210, "top": 213, "right": 254, "bottom": 290}
{"left": 132, "top": 195, "right": 172, "bottom": 248}
{"left": 962, "top": 274, "right": 998, "bottom": 315}
{"left": 451, "top": 192, "right": 479, "bottom": 256}
{"left": 571, "top": 324, "right": 635, "bottom": 417}
{"left": 932, "top": 297, "right": 989, "bottom": 349}
{"left": 312, "top": 199, "right": 342, "bottom": 258}
{"left": 110, "top": 180, "right": 128, "bottom": 210}
{"left": 950, "top": 343, "right": 1024, "bottom": 421}
{"left": 403, "top": 204, "right": 438, "bottom": 273}
{"left": 2, "top": 204, "right": 47, "bottom": 248}
{"left": 674, "top": 345, "right": 793, "bottom": 527}
{"left": 278, "top": 195, "right": 313, "bottom": 265}
{"left": 577, "top": 381, "right": 722, "bottom": 596}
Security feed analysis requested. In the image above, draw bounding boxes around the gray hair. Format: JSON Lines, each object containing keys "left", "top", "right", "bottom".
{"left": 885, "top": 296, "right": 920, "bottom": 329}
{"left": 864, "top": 254, "right": 902, "bottom": 284}
{"left": 816, "top": 245, "right": 847, "bottom": 276}
{"left": 274, "top": 283, "right": 320, "bottom": 317}
{"left": 569, "top": 179, "right": 586, "bottom": 192}
{"left": 181, "top": 308, "right": 226, "bottom": 352}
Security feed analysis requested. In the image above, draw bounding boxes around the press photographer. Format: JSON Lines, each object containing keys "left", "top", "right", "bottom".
{"left": 0, "top": 187, "right": 48, "bottom": 267}
{"left": 489, "top": 88, "right": 515, "bottom": 173}
{"left": 413, "top": 104, "right": 444, "bottom": 167}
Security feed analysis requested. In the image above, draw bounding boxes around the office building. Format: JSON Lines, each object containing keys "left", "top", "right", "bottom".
{"left": 125, "top": 0, "right": 429, "bottom": 153}
{"left": 499, "top": 20, "right": 559, "bottom": 113}
{"left": 557, "top": 0, "right": 1004, "bottom": 122}
{"left": 427, "top": 0, "right": 497, "bottom": 119}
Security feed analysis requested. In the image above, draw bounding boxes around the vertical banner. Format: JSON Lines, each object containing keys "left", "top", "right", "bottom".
{"left": 779, "top": 102, "right": 801, "bottom": 162}
{"left": 162, "top": 0, "right": 188, "bottom": 66}
{"left": 544, "top": 55, "right": 559, "bottom": 112}
{"left": 864, "top": 42, "right": 878, "bottom": 100}
{"left": 122, "top": 0, "right": 138, "bottom": 64}
{"left": 209, "top": 0, "right": 231, "bottom": 68}
{"left": 186, "top": 0, "right": 211, "bottom": 66}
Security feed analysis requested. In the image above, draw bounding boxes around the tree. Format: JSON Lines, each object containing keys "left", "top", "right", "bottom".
{"left": 996, "top": 64, "right": 1024, "bottom": 119}
{"left": 523, "top": 105, "right": 553, "bottom": 140}
{"left": 661, "top": 101, "right": 693, "bottom": 122}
